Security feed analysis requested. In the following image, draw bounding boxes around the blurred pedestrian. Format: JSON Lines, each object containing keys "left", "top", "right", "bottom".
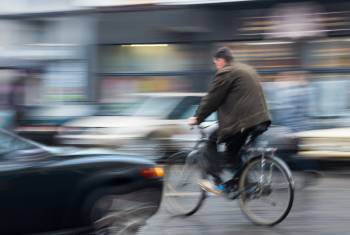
{"left": 273, "top": 71, "right": 311, "bottom": 132}
{"left": 188, "top": 47, "right": 271, "bottom": 195}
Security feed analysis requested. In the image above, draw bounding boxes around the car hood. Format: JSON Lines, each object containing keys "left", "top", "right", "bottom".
{"left": 47, "top": 146, "right": 154, "bottom": 164}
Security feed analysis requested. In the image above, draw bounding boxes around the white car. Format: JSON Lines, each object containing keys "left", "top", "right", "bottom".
{"left": 56, "top": 93, "right": 214, "bottom": 160}
{"left": 297, "top": 128, "right": 350, "bottom": 159}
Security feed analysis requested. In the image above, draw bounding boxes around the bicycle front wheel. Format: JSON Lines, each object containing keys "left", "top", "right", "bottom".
{"left": 239, "top": 156, "right": 294, "bottom": 226}
{"left": 163, "top": 151, "right": 206, "bottom": 216}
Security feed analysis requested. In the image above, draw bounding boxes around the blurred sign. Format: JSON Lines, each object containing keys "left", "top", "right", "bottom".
{"left": 239, "top": 2, "right": 350, "bottom": 39}
{"left": 268, "top": 2, "right": 325, "bottom": 39}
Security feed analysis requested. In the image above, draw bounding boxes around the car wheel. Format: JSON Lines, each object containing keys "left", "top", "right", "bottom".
{"left": 82, "top": 188, "right": 155, "bottom": 235}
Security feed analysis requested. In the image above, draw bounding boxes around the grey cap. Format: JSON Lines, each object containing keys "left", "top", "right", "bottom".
{"left": 213, "top": 47, "right": 234, "bottom": 62}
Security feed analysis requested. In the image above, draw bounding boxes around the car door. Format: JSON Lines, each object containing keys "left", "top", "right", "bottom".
{"left": 0, "top": 153, "right": 81, "bottom": 234}
{"left": 0, "top": 131, "right": 73, "bottom": 234}
{"left": 0, "top": 161, "right": 35, "bottom": 234}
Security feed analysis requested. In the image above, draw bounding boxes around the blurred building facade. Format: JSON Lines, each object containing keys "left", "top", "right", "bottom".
{"left": 0, "top": 0, "right": 350, "bottom": 129}
{"left": 95, "top": 0, "right": 350, "bottom": 130}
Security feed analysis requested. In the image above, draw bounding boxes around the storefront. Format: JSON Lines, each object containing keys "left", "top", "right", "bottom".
{"left": 97, "top": 43, "right": 213, "bottom": 102}
{"left": 2, "top": 0, "right": 350, "bottom": 127}
{"left": 96, "top": 0, "right": 350, "bottom": 127}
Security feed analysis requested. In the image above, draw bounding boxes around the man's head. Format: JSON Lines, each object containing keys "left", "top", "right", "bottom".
{"left": 213, "top": 47, "right": 233, "bottom": 70}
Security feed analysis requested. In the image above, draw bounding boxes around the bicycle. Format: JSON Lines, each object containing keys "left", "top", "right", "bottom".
{"left": 163, "top": 123, "right": 295, "bottom": 226}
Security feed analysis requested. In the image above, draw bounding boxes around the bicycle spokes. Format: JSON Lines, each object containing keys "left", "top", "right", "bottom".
{"left": 239, "top": 157, "right": 294, "bottom": 226}
{"left": 164, "top": 154, "right": 207, "bottom": 216}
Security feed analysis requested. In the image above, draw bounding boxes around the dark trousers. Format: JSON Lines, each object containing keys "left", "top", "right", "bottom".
{"left": 204, "top": 122, "right": 270, "bottom": 185}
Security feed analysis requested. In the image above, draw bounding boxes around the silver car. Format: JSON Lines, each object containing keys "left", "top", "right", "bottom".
{"left": 56, "top": 93, "right": 212, "bottom": 160}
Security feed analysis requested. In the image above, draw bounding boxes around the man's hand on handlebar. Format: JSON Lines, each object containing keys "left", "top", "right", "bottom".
{"left": 188, "top": 117, "right": 199, "bottom": 126}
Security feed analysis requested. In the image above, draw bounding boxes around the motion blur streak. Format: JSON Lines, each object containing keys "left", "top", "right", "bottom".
{"left": 0, "top": 0, "right": 350, "bottom": 234}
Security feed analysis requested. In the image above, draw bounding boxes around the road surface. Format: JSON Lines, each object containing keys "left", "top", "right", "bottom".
{"left": 139, "top": 173, "right": 350, "bottom": 235}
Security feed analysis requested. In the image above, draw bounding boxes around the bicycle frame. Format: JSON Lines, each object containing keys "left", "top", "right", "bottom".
{"left": 188, "top": 124, "right": 293, "bottom": 195}
{"left": 165, "top": 124, "right": 295, "bottom": 224}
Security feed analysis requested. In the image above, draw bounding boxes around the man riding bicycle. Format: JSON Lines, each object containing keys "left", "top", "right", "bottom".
{"left": 188, "top": 47, "right": 271, "bottom": 195}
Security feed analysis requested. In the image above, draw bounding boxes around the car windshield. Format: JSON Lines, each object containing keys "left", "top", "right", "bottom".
{"left": 98, "top": 102, "right": 141, "bottom": 116}
{"left": 0, "top": 130, "right": 41, "bottom": 155}
{"left": 181, "top": 105, "right": 217, "bottom": 121}
{"left": 132, "top": 96, "right": 183, "bottom": 118}
{"left": 26, "top": 105, "right": 97, "bottom": 118}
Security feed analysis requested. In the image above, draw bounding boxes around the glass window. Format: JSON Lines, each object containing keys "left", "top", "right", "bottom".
{"left": 43, "top": 61, "right": 87, "bottom": 102}
{"left": 217, "top": 41, "right": 298, "bottom": 72}
{"left": 132, "top": 96, "right": 182, "bottom": 118}
{"left": 99, "top": 76, "right": 192, "bottom": 103}
{"left": 167, "top": 96, "right": 201, "bottom": 119}
{"left": 0, "top": 131, "right": 38, "bottom": 155}
{"left": 98, "top": 44, "right": 211, "bottom": 73}
{"left": 304, "top": 39, "right": 350, "bottom": 68}
{"left": 308, "top": 75, "right": 350, "bottom": 118}
{"left": 97, "top": 95, "right": 146, "bottom": 116}
{"left": 181, "top": 105, "right": 216, "bottom": 121}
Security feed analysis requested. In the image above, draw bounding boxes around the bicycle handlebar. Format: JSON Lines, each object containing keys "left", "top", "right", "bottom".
{"left": 189, "top": 121, "right": 218, "bottom": 138}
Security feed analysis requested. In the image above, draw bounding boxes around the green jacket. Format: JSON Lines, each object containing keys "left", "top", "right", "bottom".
{"left": 196, "top": 62, "right": 271, "bottom": 142}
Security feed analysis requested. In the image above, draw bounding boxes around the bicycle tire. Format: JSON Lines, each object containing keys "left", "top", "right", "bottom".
{"left": 163, "top": 151, "right": 207, "bottom": 216}
{"left": 238, "top": 155, "right": 294, "bottom": 226}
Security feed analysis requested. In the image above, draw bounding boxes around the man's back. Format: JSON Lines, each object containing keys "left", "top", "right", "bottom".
{"left": 190, "top": 47, "right": 271, "bottom": 194}
{"left": 207, "top": 62, "right": 271, "bottom": 141}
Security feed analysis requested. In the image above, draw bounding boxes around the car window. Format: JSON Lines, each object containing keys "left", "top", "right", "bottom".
{"left": 29, "top": 105, "right": 97, "bottom": 117}
{"left": 167, "top": 96, "right": 202, "bottom": 120}
{"left": 97, "top": 96, "right": 146, "bottom": 116}
{"left": 0, "top": 131, "right": 39, "bottom": 155}
{"left": 181, "top": 105, "right": 217, "bottom": 121}
{"left": 0, "top": 133, "right": 14, "bottom": 154}
{"left": 98, "top": 102, "right": 140, "bottom": 116}
{"left": 132, "top": 97, "right": 182, "bottom": 118}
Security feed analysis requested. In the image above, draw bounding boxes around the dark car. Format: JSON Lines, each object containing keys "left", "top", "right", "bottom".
{"left": 0, "top": 129, "right": 163, "bottom": 235}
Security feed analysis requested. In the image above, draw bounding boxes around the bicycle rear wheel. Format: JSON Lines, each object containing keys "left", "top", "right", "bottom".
{"left": 239, "top": 156, "right": 294, "bottom": 226}
{"left": 163, "top": 151, "right": 207, "bottom": 216}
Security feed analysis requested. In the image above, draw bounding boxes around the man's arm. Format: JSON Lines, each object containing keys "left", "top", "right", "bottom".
{"left": 195, "top": 73, "right": 232, "bottom": 124}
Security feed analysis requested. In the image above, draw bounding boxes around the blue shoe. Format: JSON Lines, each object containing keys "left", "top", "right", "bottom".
{"left": 199, "top": 180, "right": 225, "bottom": 195}
{"left": 216, "top": 184, "right": 225, "bottom": 191}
